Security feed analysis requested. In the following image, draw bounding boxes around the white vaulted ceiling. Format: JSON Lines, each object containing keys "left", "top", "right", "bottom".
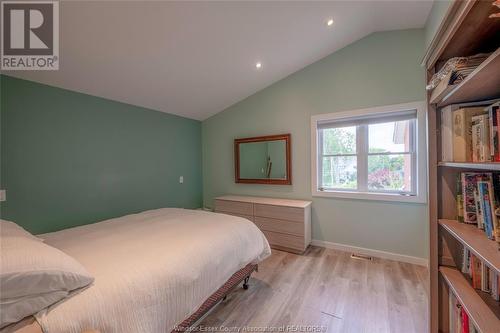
{"left": 7, "top": 1, "right": 433, "bottom": 120}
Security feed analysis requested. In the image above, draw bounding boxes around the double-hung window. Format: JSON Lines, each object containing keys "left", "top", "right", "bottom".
{"left": 311, "top": 102, "right": 426, "bottom": 203}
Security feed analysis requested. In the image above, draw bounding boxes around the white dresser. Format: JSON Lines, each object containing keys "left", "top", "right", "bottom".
{"left": 214, "top": 195, "right": 312, "bottom": 254}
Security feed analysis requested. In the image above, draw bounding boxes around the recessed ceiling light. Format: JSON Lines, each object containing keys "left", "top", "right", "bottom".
{"left": 327, "top": 19, "right": 334, "bottom": 26}
{"left": 255, "top": 62, "right": 262, "bottom": 69}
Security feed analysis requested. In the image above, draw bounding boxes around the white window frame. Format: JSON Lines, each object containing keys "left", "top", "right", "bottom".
{"left": 311, "top": 101, "right": 427, "bottom": 203}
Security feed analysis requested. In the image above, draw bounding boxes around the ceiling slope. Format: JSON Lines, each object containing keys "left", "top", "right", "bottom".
{"left": 5, "top": 1, "right": 433, "bottom": 120}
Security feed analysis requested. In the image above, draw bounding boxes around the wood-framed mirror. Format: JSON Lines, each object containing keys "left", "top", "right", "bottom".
{"left": 234, "top": 134, "right": 292, "bottom": 185}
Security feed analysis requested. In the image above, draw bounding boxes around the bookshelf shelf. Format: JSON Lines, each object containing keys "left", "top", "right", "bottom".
{"left": 439, "top": 219, "right": 500, "bottom": 273}
{"left": 437, "top": 48, "right": 500, "bottom": 107}
{"left": 438, "top": 162, "right": 500, "bottom": 171}
{"left": 440, "top": 266, "right": 500, "bottom": 333}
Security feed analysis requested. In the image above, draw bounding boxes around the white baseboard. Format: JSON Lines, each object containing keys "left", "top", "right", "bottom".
{"left": 311, "top": 239, "right": 428, "bottom": 267}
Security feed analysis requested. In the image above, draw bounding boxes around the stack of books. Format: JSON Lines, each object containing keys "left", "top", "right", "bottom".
{"left": 456, "top": 172, "right": 500, "bottom": 244}
{"left": 441, "top": 101, "right": 500, "bottom": 162}
{"left": 426, "top": 53, "right": 491, "bottom": 103}
{"left": 461, "top": 248, "right": 500, "bottom": 302}
{"left": 448, "top": 53, "right": 490, "bottom": 85}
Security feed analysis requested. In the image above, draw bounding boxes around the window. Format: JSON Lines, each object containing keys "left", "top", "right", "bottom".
{"left": 311, "top": 102, "right": 427, "bottom": 203}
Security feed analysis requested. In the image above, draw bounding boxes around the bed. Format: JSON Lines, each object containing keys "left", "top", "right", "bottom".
{"left": 1, "top": 208, "right": 271, "bottom": 333}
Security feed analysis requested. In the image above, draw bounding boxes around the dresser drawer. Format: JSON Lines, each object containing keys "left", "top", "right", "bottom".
{"left": 215, "top": 199, "right": 253, "bottom": 216}
{"left": 254, "top": 204, "right": 304, "bottom": 222}
{"left": 262, "top": 230, "right": 305, "bottom": 251}
{"left": 254, "top": 217, "right": 304, "bottom": 236}
{"left": 216, "top": 211, "right": 254, "bottom": 222}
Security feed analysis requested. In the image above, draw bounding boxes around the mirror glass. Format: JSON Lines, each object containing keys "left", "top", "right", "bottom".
{"left": 239, "top": 140, "right": 287, "bottom": 180}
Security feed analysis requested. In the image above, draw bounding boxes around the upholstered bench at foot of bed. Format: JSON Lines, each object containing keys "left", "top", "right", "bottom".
{"left": 172, "top": 263, "right": 258, "bottom": 333}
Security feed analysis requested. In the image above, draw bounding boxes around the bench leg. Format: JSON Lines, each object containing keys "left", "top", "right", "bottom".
{"left": 243, "top": 275, "right": 250, "bottom": 290}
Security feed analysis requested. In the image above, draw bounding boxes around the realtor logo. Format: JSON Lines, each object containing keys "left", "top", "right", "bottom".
{"left": 1, "top": 1, "right": 59, "bottom": 70}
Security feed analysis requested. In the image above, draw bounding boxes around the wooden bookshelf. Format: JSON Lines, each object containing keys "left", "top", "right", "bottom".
{"left": 440, "top": 266, "right": 500, "bottom": 333}
{"left": 438, "top": 161, "right": 500, "bottom": 171}
{"left": 439, "top": 219, "right": 500, "bottom": 273}
{"left": 437, "top": 48, "right": 500, "bottom": 107}
{"left": 424, "top": 1, "right": 500, "bottom": 332}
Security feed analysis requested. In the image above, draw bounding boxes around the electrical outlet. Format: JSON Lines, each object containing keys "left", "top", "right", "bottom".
{"left": 179, "top": 176, "right": 184, "bottom": 184}
{"left": 0, "top": 190, "right": 6, "bottom": 202}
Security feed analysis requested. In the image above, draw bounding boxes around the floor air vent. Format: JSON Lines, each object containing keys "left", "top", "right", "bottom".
{"left": 350, "top": 253, "right": 373, "bottom": 261}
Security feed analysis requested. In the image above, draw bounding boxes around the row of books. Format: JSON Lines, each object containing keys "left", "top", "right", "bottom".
{"left": 449, "top": 291, "right": 479, "bottom": 333}
{"left": 461, "top": 248, "right": 500, "bottom": 302}
{"left": 456, "top": 172, "right": 500, "bottom": 244}
{"left": 441, "top": 101, "right": 500, "bottom": 163}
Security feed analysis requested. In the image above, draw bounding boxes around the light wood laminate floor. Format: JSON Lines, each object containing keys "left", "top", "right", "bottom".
{"left": 200, "top": 246, "right": 429, "bottom": 333}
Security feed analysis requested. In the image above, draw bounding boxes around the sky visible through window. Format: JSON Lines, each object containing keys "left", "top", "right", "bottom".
{"left": 369, "top": 122, "right": 406, "bottom": 153}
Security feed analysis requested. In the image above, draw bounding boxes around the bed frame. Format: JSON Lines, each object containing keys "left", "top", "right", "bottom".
{"left": 4, "top": 264, "right": 258, "bottom": 333}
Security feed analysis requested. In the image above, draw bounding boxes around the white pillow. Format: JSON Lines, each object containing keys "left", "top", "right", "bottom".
{"left": 0, "top": 219, "right": 43, "bottom": 241}
{"left": 0, "top": 222, "right": 94, "bottom": 328}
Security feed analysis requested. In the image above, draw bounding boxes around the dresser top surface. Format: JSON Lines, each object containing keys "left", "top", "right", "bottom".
{"left": 215, "top": 195, "right": 312, "bottom": 208}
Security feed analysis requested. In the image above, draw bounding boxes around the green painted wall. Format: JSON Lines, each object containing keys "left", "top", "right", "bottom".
{"left": 202, "top": 29, "right": 429, "bottom": 260}
{"left": 0, "top": 75, "right": 202, "bottom": 234}
{"left": 424, "top": 0, "right": 452, "bottom": 48}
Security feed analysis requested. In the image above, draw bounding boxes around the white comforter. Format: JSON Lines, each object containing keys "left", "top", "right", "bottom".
{"left": 35, "top": 208, "right": 271, "bottom": 333}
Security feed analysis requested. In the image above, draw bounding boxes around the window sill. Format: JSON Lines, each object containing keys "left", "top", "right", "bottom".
{"left": 312, "top": 189, "right": 427, "bottom": 203}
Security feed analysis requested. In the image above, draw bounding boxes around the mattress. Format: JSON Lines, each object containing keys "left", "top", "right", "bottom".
{"left": 34, "top": 208, "right": 271, "bottom": 333}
